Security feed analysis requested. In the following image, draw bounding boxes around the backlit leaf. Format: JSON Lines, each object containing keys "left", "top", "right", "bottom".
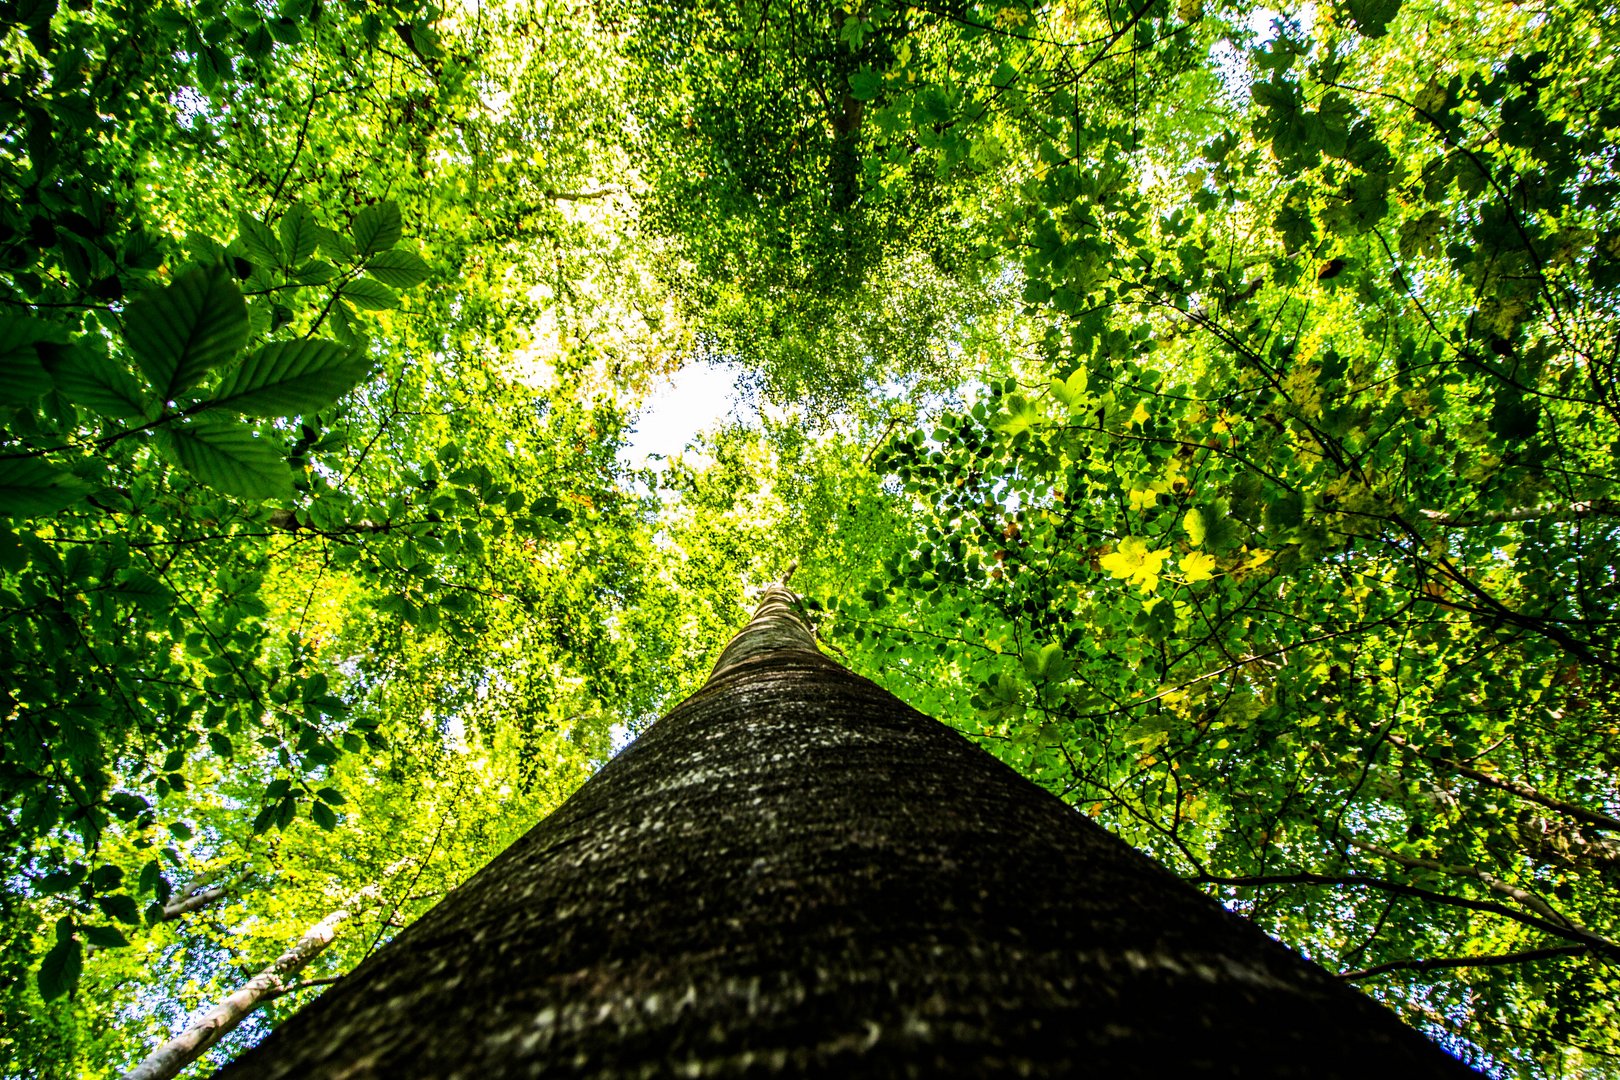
{"left": 49, "top": 346, "right": 151, "bottom": 419}
{"left": 37, "top": 937, "right": 81, "bottom": 1001}
{"left": 339, "top": 277, "right": 398, "bottom": 311}
{"left": 0, "top": 457, "right": 92, "bottom": 516}
{"left": 125, "top": 265, "right": 249, "bottom": 398}
{"left": 206, "top": 340, "right": 371, "bottom": 416}
{"left": 0, "top": 315, "right": 57, "bottom": 405}
{"left": 363, "top": 248, "right": 430, "bottom": 289}
{"left": 352, "top": 201, "right": 401, "bottom": 257}
{"left": 279, "top": 203, "right": 320, "bottom": 263}
{"left": 158, "top": 416, "right": 292, "bottom": 501}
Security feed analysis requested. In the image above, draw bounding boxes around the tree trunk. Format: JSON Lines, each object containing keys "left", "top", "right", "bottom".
{"left": 122, "top": 896, "right": 365, "bottom": 1080}
{"left": 161, "top": 884, "right": 229, "bottom": 921}
{"left": 217, "top": 586, "right": 1474, "bottom": 1077}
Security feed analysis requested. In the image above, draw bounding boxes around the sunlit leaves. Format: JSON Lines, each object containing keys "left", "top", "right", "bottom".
{"left": 1183, "top": 508, "right": 1207, "bottom": 548}
{"left": 124, "top": 265, "right": 250, "bottom": 399}
{"left": 1179, "top": 551, "right": 1218, "bottom": 583}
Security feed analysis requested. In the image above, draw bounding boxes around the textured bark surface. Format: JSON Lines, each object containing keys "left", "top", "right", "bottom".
{"left": 217, "top": 589, "right": 1473, "bottom": 1078}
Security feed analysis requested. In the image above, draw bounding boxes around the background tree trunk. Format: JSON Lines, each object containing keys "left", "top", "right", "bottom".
{"left": 218, "top": 586, "right": 1474, "bottom": 1077}
{"left": 124, "top": 891, "right": 370, "bottom": 1080}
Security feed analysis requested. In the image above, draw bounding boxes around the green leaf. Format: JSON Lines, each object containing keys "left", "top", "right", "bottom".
{"left": 1272, "top": 204, "right": 1315, "bottom": 254}
{"left": 49, "top": 346, "right": 151, "bottom": 419}
{"left": 1345, "top": 0, "right": 1402, "bottom": 37}
{"left": 237, "top": 212, "right": 283, "bottom": 271}
{"left": 35, "top": 870, "right": 79, "bottom": 895}
{"left": 113, "top": 570, "right": 173, "bottom": 612}
{"left": 0, "top": 315, "right": 57, "bottom": 405}
{"left": 351, "top": 201, "right": 401, "bottom": 257}
{"left": 329, "top": 300, "right": 360, "bottom": 346}
{"left": 339, "top": 278, "right": 398, "bottom": 311}
{"left": 363, "top": 249, "right": 431, "bottom": 289}
{"left": 316, "top": 785, "right": 346, "bottom": 805}
{"left": 1184, "top": 507, "right": 1207, "bottom": 547}
{"left": 206, "top": 340, "right": 371, "bottom": 416}
{"left": 208, "top": 731, "right": 235, "bottom": 758}
{"left": 279, "top": 203, "right": 320, "bottom": 264}
{"left": 37, "top": 937, "right": 82, "bottom": 1001}
{"left": 1049, "top": 368, "right": 1088, "bottom": 409}
{"left": 95, "top": 892, "right": 140, "bottom": 925}
{"left": 82, "top": 925, "right": 130, "bottom": 949}
{"left": 992, "top": 393, "right": 1040, "bottom": 436}
{"left": 848, "top": 68, "right": 883, "bottom": 101}
{"left": 311, "top": 800, "right": 338, "bottom": 831}
{"left": 158, "top": 416, "right": 292, "bottom": 501}
{"left": 125, "top": 265, "right": 250, "bottom": 399}
{"left": 294, "top": 259, "right": 338, "bottom": 285}
{"left": 0, "top": 457, "right": 92, "bottom": 517}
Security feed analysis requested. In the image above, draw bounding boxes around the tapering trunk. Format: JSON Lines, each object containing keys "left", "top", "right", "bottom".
{"left": 218, "top": 586, "right": 1473, "bottom": 1077}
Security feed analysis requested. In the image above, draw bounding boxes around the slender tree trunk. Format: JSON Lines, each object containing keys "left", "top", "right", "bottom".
{"left": 121, "top": 893, "right": 368, "bottom": 1080}
{"left": 161, "top": 884, "right": 228, "bottom": 921}
{"left": 218, "top": 586, "right": 1474, "bottom": 1077}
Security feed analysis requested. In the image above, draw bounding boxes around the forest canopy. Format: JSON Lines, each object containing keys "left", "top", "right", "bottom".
{"left": 1, "top": 0, "right": 1616, "bottom": 1076}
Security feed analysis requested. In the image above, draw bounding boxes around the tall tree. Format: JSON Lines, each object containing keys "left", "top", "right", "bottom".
{"left": 217, "top": 586, "right": 1470, "bottom": 1077}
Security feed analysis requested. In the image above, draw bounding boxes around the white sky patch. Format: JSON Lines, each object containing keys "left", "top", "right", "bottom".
{"left": 620, "top": 361, "right": 743, "bottom": 468}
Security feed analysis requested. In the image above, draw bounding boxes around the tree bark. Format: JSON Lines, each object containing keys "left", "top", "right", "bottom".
{"left": 161, "top": 884, "right": 229, "bottom": 921}
{"left": 217, "top": 586, "right": 1474, "bottom": 1077}
{"left": 123, "top": 894, "right": 367, "bottom": 1080}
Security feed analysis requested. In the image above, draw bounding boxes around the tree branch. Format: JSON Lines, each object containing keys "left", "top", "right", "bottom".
{"left": 1419, "top": 498, "right": 1619, "bottom": 528}
{"left": 1195, "top": 872, "right": 1620, "bottom": 959}
{"left": 1346, "top": 838, "right": 1572, "bottom": 927}
{"left": 1388, "top": 733, "right": 1620, "bottom": 832}
{"left": 1339, "top": 945, "right": 1592, "bottom": 981}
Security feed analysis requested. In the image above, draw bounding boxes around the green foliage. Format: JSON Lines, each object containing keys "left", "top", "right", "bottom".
{"left": 798, "top": 0, "right": 1620, "bottom": 1072}
{"left": 4, "top": 0, "right": 1618, "bottom": 1076}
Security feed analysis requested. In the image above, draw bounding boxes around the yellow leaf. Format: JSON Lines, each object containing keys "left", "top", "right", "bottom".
{"left": 1130, "top": 400, "right": 1151, "bottom": 425}
{"left": 1128, "top": 487, "right": 1158, "bottom": 512}
{"left": 1181, "top": 551, "right": 1218, "bottom": 582}
{"left": 1099, "top": 536, "right": 1170, "bottom": 592}
{"left": 1184, "top": 507, "right": 1206, "bottom": 547}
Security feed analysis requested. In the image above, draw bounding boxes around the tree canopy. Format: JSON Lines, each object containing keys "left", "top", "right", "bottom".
{"left": 0, "top": 0, "right": 1615, "bottom": 1076}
